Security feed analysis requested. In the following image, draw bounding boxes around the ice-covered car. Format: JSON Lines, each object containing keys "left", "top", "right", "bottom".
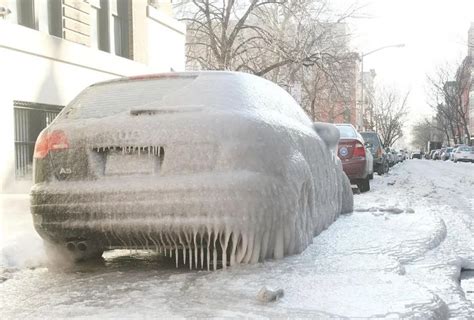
{"left": 31, "top": 71, "right": 353, "bottom": 269}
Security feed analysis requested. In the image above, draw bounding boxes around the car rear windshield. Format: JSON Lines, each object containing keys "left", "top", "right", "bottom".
{"left": 60, "top": 76, "right": 197, "bottom": 119}
{"left": 336, "top": 125, "right": 358, "bottom": 138}
{"left": 360, "top": 132, "right": 380, "bottom": 147}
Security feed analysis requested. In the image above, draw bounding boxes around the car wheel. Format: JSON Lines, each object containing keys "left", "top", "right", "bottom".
{"left": 357, "top": 178, "right": 370, "bottom": 193}
{"left": 454, "top": 159, "right": 457, "bottom": 163}
{"left": 378, "top": 161, "right": 389, "bottom": 175}
{"left": 44, "top": 240, "right": 104, "bottom": 264}
{"left": 369, "top": 173, "right": 374, "bottom": 180}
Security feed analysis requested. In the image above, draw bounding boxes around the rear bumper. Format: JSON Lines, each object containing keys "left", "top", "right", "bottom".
{"left": 341, "top": 158, "right": 368, "bottom": 180}
{"left": 31, "top": 171, "right": 286, "bottom": 245}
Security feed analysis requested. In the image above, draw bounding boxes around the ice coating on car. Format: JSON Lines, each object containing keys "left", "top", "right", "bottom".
{"left": 31, "top": 71, "right": 353, "bottom": 269}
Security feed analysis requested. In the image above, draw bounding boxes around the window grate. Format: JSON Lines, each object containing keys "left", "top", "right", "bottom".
{"left": 13, "top": 101, "right": 63, "bottom": 178}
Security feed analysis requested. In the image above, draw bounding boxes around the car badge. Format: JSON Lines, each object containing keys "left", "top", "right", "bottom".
{"left": 339, "top": 147, "right": 348, "bottom": 157}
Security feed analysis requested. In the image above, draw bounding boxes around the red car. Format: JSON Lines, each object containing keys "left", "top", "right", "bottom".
{"left": 335, "top": 124, "right": 373, "bottom": 192}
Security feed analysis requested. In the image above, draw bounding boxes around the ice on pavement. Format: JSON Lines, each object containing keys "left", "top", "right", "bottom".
{"left": 1, "top": 160, "right": 473, "bottom": 318}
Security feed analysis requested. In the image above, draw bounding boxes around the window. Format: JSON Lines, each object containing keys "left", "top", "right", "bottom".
{"left": 47, "top": 0, "right": 62, "bottom": 37}
{"left": 17, "top": 0, "right": 37, "bottom": 29}
{"left": 114, "top": 0, "right": 130, "bottom": 58}
{"left": 14, "top": 101, "right": 63, "bottom": 178}
{"left": 90, "top": 0, "right": 110, "bottom": 52}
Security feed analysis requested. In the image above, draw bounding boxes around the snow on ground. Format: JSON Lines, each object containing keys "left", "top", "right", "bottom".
{"left": 0, "top": 160, "right": 473, "bottom": 318}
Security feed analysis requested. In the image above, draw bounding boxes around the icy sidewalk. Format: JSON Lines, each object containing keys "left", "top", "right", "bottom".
{"left": 1, "top": 160, "right": 473, "bottom": 318}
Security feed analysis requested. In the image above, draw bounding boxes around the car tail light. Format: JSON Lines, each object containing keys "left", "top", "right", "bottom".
{"left": 34, "top": 130, "right": 69, "bottom": 159}
{"left": 353, "top": 143, "right": 366, "bottom": 158}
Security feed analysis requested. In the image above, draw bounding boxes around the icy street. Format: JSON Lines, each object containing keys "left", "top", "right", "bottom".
{"left": 1, "top": 160, "right": 473, "bottom": 318}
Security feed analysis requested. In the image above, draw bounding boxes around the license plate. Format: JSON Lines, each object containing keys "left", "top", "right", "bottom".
{"left": 105, "top": 153, "right": 159, "bottom": 175}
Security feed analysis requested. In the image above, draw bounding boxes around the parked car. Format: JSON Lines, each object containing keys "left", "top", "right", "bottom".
{"left": 411, "top": 151, "right": 422, "bottom": 159}
{"left": 30, "top": 71, "right": 354, "bottom": 266}
{"left": 441, "top": 147, "right": 453, "bottom": 161}
{"left": 336, "top": 124, "right": 373, "bottom": 192}
{"left": 360, "top": 131, "right": 389, "bottom": 175}
{"left": 385, "top": 147, "right": 396, "bottom": 166}
{"left": 453, "top": 146, "right": 474, "bottom": 163}
{"left": 432, "top": 149, "right": 441, "bottom": 160}
{"left": 450, "top": 147, "right": 458, "bottom": 161}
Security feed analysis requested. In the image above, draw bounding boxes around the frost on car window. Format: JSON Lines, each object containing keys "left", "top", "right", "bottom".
{"left": 62, "top": 77, "right": 197, "bottom": 119}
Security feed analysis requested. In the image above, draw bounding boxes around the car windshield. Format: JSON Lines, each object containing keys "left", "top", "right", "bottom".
{"left": 336, "top": 125, "right": 358, "bottom": 138}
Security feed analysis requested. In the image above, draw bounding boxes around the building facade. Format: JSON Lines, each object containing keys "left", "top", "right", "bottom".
{"left": 0, "top": 0, "right": 185, "bottom": 192}
{"left": 360, "top": 69, "right": 376, "bottom": 131}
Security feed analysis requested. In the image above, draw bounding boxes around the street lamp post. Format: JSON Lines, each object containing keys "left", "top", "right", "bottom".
{"left": 360, "top": 43, "right": 405, "bottom": 131}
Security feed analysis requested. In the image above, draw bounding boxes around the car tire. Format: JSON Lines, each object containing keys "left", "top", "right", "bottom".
{"left": 44, "top": 240, "right": 104, "bottom": 264}
{"left": 369, "top": 173, "right": 374, "bottom": 180}
{"left": 377, "top": 161, "right": 389, "bottom": 175}
{"left": 454, "top": 159, "right": 457, "bottom": 163}
{"left": 358, "top": 178, "right": 370, "bottom": 193}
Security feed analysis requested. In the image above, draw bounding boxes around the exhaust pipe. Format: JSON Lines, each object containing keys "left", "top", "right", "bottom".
{"left": 66, "top": 242, "right": 76, "bottom": 251}
{"left": 77, "top": 241, "right": 88, "bottom": 252}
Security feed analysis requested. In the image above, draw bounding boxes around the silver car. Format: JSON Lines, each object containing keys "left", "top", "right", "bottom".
{"left": 31, "top": 71, "right": 353, "bottom": 268}
{"left": 453, "top": 146, "right": 474, "bottom": 163}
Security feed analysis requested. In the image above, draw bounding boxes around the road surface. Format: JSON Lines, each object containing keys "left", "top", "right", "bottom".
{"left": 1, "top": 159, "right": 473, "bottom": 318}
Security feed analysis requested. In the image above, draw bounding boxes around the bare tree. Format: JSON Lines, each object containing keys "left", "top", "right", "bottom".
{"left": 426, "top": 60, "right": 471, "bottom": 146}
{"left": 176, "top": 0, "right": 360, "bottom": 75}
{"left": 372, "top": 88, "right": 409, "bottom": 147}
{"left": 176, "top": 0, "right": 364, "bottom": 123}
{"left": 411, "top": 118, "right": 446, "bottom": 151}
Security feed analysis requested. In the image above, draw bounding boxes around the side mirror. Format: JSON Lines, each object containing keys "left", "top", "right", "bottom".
{"left": 364, "top": 142, "right": 372, "bottom": 148}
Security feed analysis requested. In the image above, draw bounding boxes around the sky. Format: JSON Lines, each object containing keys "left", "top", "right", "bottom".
{"left": 335, "top": 0, "right": 474, "bottom": 145}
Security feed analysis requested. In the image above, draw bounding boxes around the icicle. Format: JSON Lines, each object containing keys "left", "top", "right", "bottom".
{"left": 175, "top": 247, "right": 179, "bottom": 268}
{"left": 242, "top": 232, "right": 255, "bottom": 264}
{"left": 236, "top": 234, "right": 248, "bottom": 264}
{"left": 260, "top": 229, "right": 270, "bottom": 261}
{"left": 193, "top": 231, "right": 198, "bottom": 270}
{"left": 273, "top": 225, "right": 285, "bottom": 259}
{"left": 159, "top": 232, "right": 167, "bottom": 250}
{"left": 207, "top": 231, "right": 211, "bottom": 271}
{"left": 250, "top": 234, "right": 261, "bottom": 264}
{"left": 178, "top": 232, "right": 186, "bottom": 266}
{"left": 149, "top": 232, "right": 159, "bottom": 253}
{"left": 184, "top": 232, "right": 193, "bottom": 270}
{"left": 200, "top": 232, "right": 204, "bottom": 269}
{"left": 213, "top": 231, "right": 218, "bottom": 271}
{"left": 220, "top": 231, "right": 230, "bottom": 269}
{"left": 230, "top": 232, "right": 238, "bottom": 266}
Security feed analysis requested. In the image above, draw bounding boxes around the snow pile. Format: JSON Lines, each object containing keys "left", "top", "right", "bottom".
{"left": 32, "top": 71, "right": 353, "bottom": 268}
